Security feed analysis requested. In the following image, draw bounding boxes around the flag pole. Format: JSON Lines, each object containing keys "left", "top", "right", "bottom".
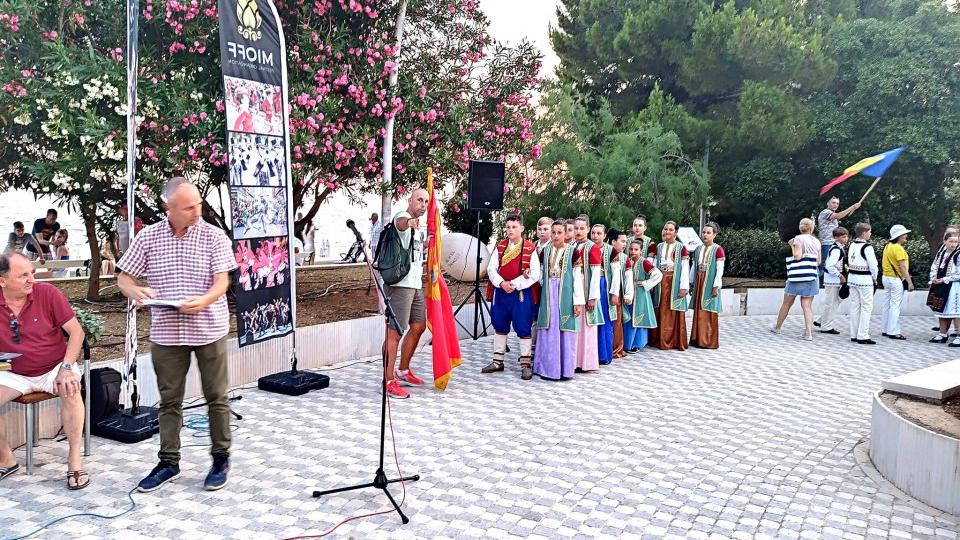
{"left": 858, "top": 177, "right": 882, "bottom": 205}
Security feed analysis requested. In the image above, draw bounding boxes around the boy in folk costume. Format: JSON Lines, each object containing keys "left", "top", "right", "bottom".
{"left": 572, "top": 216, "right": 603, "bottom": 371}
{"left": 533, "top": 220, "right": 585, "bottom": 380}
{"left": 815, "top": 227, "right": 849, "bottom": 335}
{"left": 590, "top": 224, "right": 616, "bottom": 365}
{"left": 623, "top": 239, "right": 664, "bottom": 352}
{"left": 689, "top": 222, "right": 726, "bottom": 349}
{"left": 650, "top": 221, "right": 690, "bottom": 351}
{"left": 847, "top": 222, "right": 878, "bottom": 345}
{"left": 627, "top": 215, "right": 657, "bottom": 262}
{"left": 482, "top": 214, "right": 542, "bottom": 380}
{"left": 606, "top": 229, "right": 629, "bottom": 359}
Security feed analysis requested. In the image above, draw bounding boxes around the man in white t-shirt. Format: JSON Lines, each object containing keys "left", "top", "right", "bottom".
{"left": 383, "top": 189, "right": 430, "bottom": 399}
{"left": 816, "top": 196, "right": 860, "bottom": 277}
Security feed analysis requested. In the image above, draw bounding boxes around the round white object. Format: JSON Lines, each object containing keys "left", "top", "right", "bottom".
{"left": 440, "top": 232, "right": 490, "bottom": 282}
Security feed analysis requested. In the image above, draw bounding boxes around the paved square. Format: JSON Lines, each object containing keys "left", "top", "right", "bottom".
{"left": 2, "top": 315, "right": 960, "bottom": 539}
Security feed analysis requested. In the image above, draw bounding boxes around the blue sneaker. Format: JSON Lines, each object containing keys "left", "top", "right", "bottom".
{"left": 137, "top": 461, "right": 180, "bottom": 492}
{"left": 204, "top": 456, "right": 230, "bottom": 491}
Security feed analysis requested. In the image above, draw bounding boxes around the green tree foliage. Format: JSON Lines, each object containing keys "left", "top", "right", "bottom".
{"left": 517, "top": 87, "right": 707, "bottom": 232}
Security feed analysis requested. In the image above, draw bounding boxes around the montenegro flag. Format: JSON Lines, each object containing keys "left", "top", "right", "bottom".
{"left": 820, "top": 147, "right": 904, "bottom": 196}
{"left": 425, "top": 168, "right": 462, "bottom": 390}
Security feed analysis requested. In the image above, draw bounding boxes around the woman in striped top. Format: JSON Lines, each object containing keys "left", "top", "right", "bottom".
{"left": 770, "top": 218, "right": 821, "bottom": 340}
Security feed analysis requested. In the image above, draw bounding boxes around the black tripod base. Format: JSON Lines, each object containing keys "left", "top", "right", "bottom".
{"left": 94, "top": 406, "right": 160, "bottom": 443}
{"left": 312, "top": 469, "right": 420, "bottom": 523}
{"left": 258, "top": 371, "right": 330, "bottom": 396}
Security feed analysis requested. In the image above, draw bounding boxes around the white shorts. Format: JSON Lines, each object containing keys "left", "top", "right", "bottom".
{"left": 0, "top": 363, "right": 81, "bottom": 396}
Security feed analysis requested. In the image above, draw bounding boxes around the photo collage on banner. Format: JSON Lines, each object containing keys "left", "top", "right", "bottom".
{"left": 218, "top": 0, "right": 294, "bottom": 347}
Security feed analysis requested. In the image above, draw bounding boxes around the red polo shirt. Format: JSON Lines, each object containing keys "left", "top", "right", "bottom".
{"left": 0, "top": 282, "right": 75, "bottom": 377}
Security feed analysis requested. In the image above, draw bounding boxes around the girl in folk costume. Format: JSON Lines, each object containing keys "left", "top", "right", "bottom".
{"left": 591, "top": 224, "right": 616, "bottom": 364}
{"left": 565, "top": 220, "right": 577, "bottom": 246}
{"left": 605, "top": 229, "right": 629, "bottom": 359}
{"left": 627, "top": 215, "right": 657, "bottom": 263}
{"left": 572, "top": 216, "right": 603, "bottom": 371}
{"left": 650, "top": 221, "right": 690, "bottom": 350}
{"left": 530, "top": 217, "right": 553, "bottom": 353}
{"left": 533, "top": 220, "right": 585, "bottom": 380}
{"left": 928, "top": 232, "right": 960, "bottom": 345}
{"left": 689, "top": 222, "right": 725, "bottom": 349}
{"left": 482, "top": 214, "right": 542, "bottom": 380}
{"left": 623, "top": 239, "right": 664, "bottom": 352}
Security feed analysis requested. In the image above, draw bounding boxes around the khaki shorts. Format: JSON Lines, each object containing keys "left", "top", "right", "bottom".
{"left": 0, "top": 363, "right": 81, "bottom": 396}
{"left": 384, "top": 284, "right": 426, "bottom": 334}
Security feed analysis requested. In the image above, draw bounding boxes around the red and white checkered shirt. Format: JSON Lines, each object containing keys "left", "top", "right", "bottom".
{"left": 117, "top": 218, "right": 238, "bottom": 346}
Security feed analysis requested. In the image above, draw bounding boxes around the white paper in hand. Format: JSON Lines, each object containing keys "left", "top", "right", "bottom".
{"left": 142, "top": 299, "right": 184, "bottom": 309}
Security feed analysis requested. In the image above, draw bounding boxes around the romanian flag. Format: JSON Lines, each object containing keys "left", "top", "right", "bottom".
{"left": 820, "top": 147, "right": 905, "bottom": 196}
{"left": 425, "top": 168, "right": 462, "bottom": 390}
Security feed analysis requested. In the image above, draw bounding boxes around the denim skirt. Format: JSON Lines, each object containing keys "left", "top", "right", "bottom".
{"left": 784, "top": 279, "right": 819, "bottom": 298}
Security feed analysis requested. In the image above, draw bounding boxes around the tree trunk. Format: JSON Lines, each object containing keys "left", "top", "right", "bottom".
{"left": 80, "top": 198, "right": 102, "bottom": 302}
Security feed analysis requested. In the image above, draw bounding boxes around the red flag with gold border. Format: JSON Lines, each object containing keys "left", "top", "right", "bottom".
{"left": 425, "top": 168, "right": 461, "bottom": 390}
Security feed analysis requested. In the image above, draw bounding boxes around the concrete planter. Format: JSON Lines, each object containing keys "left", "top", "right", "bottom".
{"left": 870, "top": 391, "right": 960, "bottom": 515}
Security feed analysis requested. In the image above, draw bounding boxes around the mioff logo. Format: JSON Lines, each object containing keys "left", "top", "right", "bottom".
{"left": 237, "top": 0, "right": 262, "bottom": 41}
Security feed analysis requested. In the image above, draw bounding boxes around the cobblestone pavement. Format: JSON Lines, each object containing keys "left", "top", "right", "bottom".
{"left": 2, "top": 315, "right": 960, "bottom": 539}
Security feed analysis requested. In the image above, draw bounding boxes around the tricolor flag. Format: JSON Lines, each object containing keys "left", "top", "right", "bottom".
{"left": 424, "top": 168, "right": 462, "bottom": 390}
{"left": 820, "top": 147, "right": 904, "bottom": 196}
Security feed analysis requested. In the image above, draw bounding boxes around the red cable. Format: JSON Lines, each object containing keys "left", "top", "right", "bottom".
{"left": 280, "top": 385, "right": 407, "bottom": 540}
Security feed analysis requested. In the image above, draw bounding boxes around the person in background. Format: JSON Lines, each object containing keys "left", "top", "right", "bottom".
{"left": 847, "top": 222, "right": 878, "bottom": 345}
{"left": 303, "top": 220, "right": 316, "bottom": 264}
{"left": 112, "top": 203, "right": 144, "bottom": 259}
{"left": 817, "top": 196, "right": 860, "bottom": 277}
{"left": 930, "top": 225, "right": 960, "bottom": 334}
{"left": 929, "top": 232, "right": 960, "bottom": 345}
{"left": 815, "top": 227, "right": 849, "bottom": 335}
{"left": 25, "top": 209, "right": 59, "bottom": 262}
{"left": 51, "top": 230, "right": 70, "bottom": 278}
{"left": 771, "top": 218, "right": 820, "bottom": 340}
{"left": 5, "top": 221, "right": 43, "bottom": 257}
{"left": 369, "top": 212, "right": 383, "bottom": 255}
{"left": 100, "top": 233, "right": 118, "bottom": 275}
{"left": 879, "top": 225, "right": 913, "bottom": 340}
{"left": 689, "top": 222, "right": 725, "bottom": 349}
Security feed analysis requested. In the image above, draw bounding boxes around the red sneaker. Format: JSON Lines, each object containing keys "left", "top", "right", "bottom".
{"left": 395, "top": 368, "right": 425, "bottom": 387}
{"left": 385, "top": 379, "right": 410, "bottom": 399}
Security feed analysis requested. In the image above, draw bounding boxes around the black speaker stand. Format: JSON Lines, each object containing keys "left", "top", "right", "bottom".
{"left": 454, "top": 210, "right": 493, "bottom": 340}
{"left": 312, "top": 229, "right": 419, "bottom": 523}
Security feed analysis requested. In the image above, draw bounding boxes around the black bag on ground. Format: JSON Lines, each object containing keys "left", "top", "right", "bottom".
{"left": 84, "top": 367, "right": 122, "bottom": 425}
{"left": 373, "top": 222, "right": 412, "bottom": 286}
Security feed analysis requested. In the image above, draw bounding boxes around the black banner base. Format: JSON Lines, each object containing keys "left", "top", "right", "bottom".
{"left": 258, "top": 371, "right": 330, "bottom": 396}
{"left": 94, "top": 406, "right": 160, "bottom": 444}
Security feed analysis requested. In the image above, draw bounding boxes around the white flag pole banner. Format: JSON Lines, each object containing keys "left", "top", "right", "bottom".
{"left": 218, "top": 0, "right": 296, "bottom": 349}
{"left": 121, "top": 0, "right": 140, "bottom": 409}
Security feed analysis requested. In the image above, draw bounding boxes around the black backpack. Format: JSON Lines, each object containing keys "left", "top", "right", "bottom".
{"left": 373, "top": 223, "right": 413, "bottom": 286}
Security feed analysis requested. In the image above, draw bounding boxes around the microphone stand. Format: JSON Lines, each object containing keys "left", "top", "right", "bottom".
{"left": 312, "top": 223, "right": 420, "bottom": 523}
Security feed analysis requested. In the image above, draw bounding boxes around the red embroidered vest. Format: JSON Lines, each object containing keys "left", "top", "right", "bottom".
{"left": 485, "top": 240, "right": 538, "bottom": 302}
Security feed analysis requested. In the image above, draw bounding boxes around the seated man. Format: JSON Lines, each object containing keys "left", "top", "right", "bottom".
{"left": 0, "top": 253, "right": 88, "bottom": 489}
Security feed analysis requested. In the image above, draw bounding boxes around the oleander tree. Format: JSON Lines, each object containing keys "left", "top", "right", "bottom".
{"left": 0, "top": 0, "right": 542, "bottom": 299}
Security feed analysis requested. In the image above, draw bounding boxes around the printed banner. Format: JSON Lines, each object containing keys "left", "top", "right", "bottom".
{"left": 218, "top": 0, "right": 296, "bottom": 347}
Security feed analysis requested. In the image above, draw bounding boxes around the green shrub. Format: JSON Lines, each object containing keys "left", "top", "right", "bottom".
{"left": 72, "top": 306, "right": 103, "bottom": 345}
{"left": 719, "top": 228, "right": 789, "bottom": 279}
{"left": 719, "top": 228, "right": 933, "bottom": 286}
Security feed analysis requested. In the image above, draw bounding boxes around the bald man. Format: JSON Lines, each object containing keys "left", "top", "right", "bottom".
{"left": 383, "top": 188, "right": 430, "bottom": 399}
{"left": 117, "top": 177, "right": 238, "bottom": 493}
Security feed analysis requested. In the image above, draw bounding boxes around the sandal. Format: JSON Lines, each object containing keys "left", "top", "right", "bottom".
{"left": 0, "top": 463, "right": 19, "bottom": 481}
{"left": 887, "top": 334, "right": 907, "bottom": 340}
{"left": 67, "top": 470, "right": 90, "bottom": 491}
